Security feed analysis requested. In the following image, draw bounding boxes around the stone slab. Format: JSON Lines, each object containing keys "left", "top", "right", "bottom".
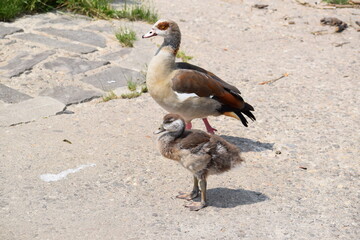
{"left": 39, "top": 86, "right": 102, "bottom": 105}
{"left": 13, "top": 33, "right": 97, "bottom": 54}
{"left": 0, "top": 96, "right": 65, "bottom": 127}
{"left": 0, "top": 83, "right": 32, "bottom": 103}
{"left": 85, "top": 24, "right": 115, "bottom": 34}
{"left": 116, "top": 43, "right": 154, "bottom": 71}
{"left": 101, "top": 48, "right": 132, "bottom": 61}
{"left": 37, "top": 27, "right": 107, "bottom": 48}
{"left": 0, "top": 26, "right": 23, "bottom": 39}
{"left": 81, "top": 66, "right": 143, "bottom": 92}
{"left": 0, "top": 50, "right": 55, "bottom": 78}
{"left": 43, "top": 57, "right": 109, "bottom": 75}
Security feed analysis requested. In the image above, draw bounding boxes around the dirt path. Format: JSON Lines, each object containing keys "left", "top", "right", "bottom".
{"left": 0, "top": 0, "right": 359, "bottom": 239}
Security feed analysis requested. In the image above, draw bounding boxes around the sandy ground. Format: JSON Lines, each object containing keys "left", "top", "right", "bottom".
{"left": 1, "top": 0, "right": 360, "bottom": 239}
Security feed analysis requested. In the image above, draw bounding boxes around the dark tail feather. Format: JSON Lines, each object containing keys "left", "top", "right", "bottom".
{"left": 236, "top": 112, "right": 249, "bottom": 127}
{"left": 234, "top": 102, "right": 256, "bottom": 127}
{"left": 242, "top": 103, "right": 256, "bottom": 121}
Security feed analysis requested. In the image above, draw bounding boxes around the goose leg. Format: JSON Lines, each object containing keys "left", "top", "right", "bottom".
{"left": 202, "top": 118, "right": 217, "bottom": 134}
{"left": 185, "top": 121, "right": 192, "bottom": 130}
{"left": 176, "top": 176, "right": 199, "bottom": 200}
{"left": 185, "top": 177, "right": 207, "bottom": 211}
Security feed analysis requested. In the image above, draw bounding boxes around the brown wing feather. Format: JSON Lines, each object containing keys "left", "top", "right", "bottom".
{"left": 177, "top": 130, "right": 211, "bottom": 150}
{"left": 176, "top": 62, "right": 241, "bottom": 94}
{"left": 172, "top": 70, "right": 245, "bottom": 109}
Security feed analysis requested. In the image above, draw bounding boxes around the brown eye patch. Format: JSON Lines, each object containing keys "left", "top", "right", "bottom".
{"left": 157, "top": 21, "right": 170, "bottom": 30}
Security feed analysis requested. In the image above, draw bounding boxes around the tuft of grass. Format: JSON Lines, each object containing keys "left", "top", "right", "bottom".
{"left": 323, "top": 0, "right": 349, "bottom": 4}
{"left": 1, "top": 0, "right": 158, "bottom": 23}
{"left": 0, "top": 0, "right": 57, "bottom": 21}
{"left": 115, "top": 27, "right": 137, "bottom": 47}
{"left": 0, "top": 0, "right": 23, "bottom": 21}
{"left": 57, "top": 0, "right": 116, "bottom": 19}
{"left": 176, "top": 50, "right": 193, "bottom": 62}
{"left": 102, "top": 91, "right": 118, "bottom": 102}
{"left": 120, "top": 92, "right": 141, "bottom": 99}
{"left": 114, "top": 4, "right": 158, "bottom": 24}
{"left": 140, "top": 84, "right": 148, "bottom": 93}
{"left": 127, "top": 79, "right": 137, "bottom": 91}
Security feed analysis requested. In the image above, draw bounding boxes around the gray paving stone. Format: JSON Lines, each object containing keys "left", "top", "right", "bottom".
{"left": 37, "top": 27, "right": 107, "bottom": 48}
{"left": 13, "top": 33, "right": 97, "bottom": 54}
{"left": 0, "top": 26, "right": 23, "bottom": 39}
{"left": 81, "top": 66, "right": 143, "bottom": 91}
{"left": 0, "top": 83, "right": 32, "bottom": 103}
{"left": 39, "top": 86, "right": 102, "bottom": 105}
{"left": 0, "top": 50, "right": 55, "bottom": 78}
{"left": 43, "top": 57, "right": 110, "bottom": 75}
{"left": 0, "top": 97, "right": 65, "bottom": 127}
{"left": 85, "top": 24, "right": 115, "bottom": 34}
{"left": 101, "top": 48, "right": 132, "bottom": 61}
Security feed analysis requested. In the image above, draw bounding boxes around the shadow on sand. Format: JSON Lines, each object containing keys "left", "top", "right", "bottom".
{"left": 204, "top": 188, "right": 269, "bottom": 208}
{"left": 220, "top": 135, "right": 274, "bottom": 153}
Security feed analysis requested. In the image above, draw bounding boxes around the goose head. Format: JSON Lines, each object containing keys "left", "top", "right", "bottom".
{"left": 154, "top": 114, "right": 185, "bottom": 137}
{"left": 142, "top": 19, "right": 180, "bottom": 39}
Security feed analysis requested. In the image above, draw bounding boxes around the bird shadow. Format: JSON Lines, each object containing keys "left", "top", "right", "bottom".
{"left": 219, "top": 135, "right": 274, "bottom": 153}
{"left": 204, "top": 188, "right": 269, "bottom": 208}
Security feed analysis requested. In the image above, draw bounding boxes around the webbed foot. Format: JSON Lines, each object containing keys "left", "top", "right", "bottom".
{"left": 176, "top": 190, "right": 199, "bottom": 201}
{"left": 185, "top": 201, "right": 207, "bottom": 211}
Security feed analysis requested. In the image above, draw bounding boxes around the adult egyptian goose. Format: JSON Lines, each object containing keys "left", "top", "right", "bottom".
{"left": 142, "top": 19, "right": 256, "bottom": 134}
{"left": 155, "top": 114, "right": 244, "bottom": 211}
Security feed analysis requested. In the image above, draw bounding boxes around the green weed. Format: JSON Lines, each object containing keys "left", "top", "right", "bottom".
{"left": 176, "top": 50, "right": 193, "bottom": 62}
{"left": 0, "top": 0, "right": 158, "bottom": 23}
{"left": 0, "top": 0, "right": 56, "bottom": 21}
{"left": 140, "top": 84, "right": 148, "bottom": 93}
{"left": 120, "top": 92, "right": 141, "bottom": 99}
{"left": 127, "top": 79, "right": 138, "bottom": 91}
{"left": 102, "top": 91, "right": 118, "bottom": 102}
{"left": 114, "top": 4, "right": 158, "bottom": 24}
{"left": 115, "top": 27, "right": 137, "bottom": 47}
{"left": 323, "top": 0, "right": 349, "bottom": 4}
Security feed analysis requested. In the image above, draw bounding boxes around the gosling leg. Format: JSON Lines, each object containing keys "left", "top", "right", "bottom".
{"left": 185, "top": 178, "right": 207, "bottom": 211}
{"left": 176, "top": 176, "right": 199, "bottom": 200}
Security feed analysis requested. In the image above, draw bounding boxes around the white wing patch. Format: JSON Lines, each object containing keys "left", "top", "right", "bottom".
{"left": 175, "top": 92, "right": 199, "bottom": 101}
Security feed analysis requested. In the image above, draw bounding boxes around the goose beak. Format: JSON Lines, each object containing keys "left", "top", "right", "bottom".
{"left": 154, "top": 125, "right": 165, "bottom": 134}
{"left": 142, "top": 29, "right": 157, "bottom": 38}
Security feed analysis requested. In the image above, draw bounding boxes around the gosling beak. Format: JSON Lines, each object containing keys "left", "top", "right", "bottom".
{"left": 142, "top": 29, "right": 157, "bottom": 38}
{"left": 154, "top": 125, "right": 165, "bottom": 134}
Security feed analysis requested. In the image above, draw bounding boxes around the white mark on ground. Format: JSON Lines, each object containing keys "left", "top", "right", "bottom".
{"left": 39, "top": 163, "right": 96, "bottom": 182}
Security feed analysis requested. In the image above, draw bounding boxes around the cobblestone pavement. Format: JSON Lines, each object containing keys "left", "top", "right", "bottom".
{"left": 0, "top": 12, "right": 155, "bottom": 126}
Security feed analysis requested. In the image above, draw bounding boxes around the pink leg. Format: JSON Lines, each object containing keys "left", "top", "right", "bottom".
{"left": 202, "top": 118, "right": 217, "bottom": 134}
{"left": 185, "top": 121, "right": 192, "bottom": 130}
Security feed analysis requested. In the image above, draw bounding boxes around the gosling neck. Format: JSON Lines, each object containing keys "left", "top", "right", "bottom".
{"left": 156, "top": 32, "right": 181, "bottom": 56}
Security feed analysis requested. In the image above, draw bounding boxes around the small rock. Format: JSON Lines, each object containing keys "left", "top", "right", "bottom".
{"left": 320, "top": 17, "right": 348, "bottom": 33}
{"left": 253, "top": 4, "right": 269, "bottom": 9}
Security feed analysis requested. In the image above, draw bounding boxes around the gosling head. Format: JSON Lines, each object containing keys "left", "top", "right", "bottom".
{"left": 142, "top": 19, "right": 180, "bottom": 39}
{"left": 154, "top": 114, "right": 185, "bottom": 136}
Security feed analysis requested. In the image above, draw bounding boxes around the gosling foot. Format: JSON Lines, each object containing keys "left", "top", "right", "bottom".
{"left": 176, "top": 191, "right": 199, "bottom": 201}
{"left": 185, "top": 201, "right": 207, "bottom": 211}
